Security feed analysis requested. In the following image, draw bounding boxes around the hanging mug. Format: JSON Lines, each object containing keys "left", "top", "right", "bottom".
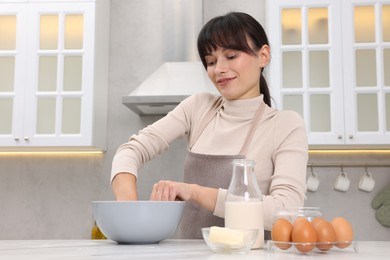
{"left": 358, "top": 171, "right": 375, "bottom": 192}
{"left": 307, "top": 167, "right": 320, "bottom": 192}
{"left": 334, "top": 171, "right": 350, "bottom": 192}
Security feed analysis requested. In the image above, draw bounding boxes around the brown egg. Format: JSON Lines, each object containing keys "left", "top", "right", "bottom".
{"left": 312, "top": 219, "right": 336, "bottom": 251}
{"left": 293, "top": 216, "right": 307, "bottom": 225}
{"left": 292, "top": 217, "right": 317, "bottom": 253}
{"left": 331, "top": 217, "right": 354, "bottom": 248}
{"left": 271, "top": 218, "right": 293, "bottom": 250}
{"left": 311, "top": 217, "right": 326, "bottom": 228}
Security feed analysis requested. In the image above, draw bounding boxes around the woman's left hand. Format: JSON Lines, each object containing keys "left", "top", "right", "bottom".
{"left": 150, "top": 180, "right": 193, "bottom": 201}
{"left": 150, "top": 180, "right": 219, "bottom": 213}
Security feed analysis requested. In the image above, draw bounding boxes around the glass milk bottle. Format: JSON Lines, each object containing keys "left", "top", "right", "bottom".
{"left": 225, "top": 159, "right": 264, "bottom": 249}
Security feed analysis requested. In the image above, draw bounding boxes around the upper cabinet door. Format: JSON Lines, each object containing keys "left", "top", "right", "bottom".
{"left": 342, "top": 0, "right": 390, "bottom": 145}
{"left": 267, "top": 0, "right": 390, "bottom": 147}
{"left": 0, "top": 0, "right": 108, "bottom": 150}
{"left": 23, "top": 3, "right": 95, "bottom": 147}
{"left": 267, "top": 0, "right": 345, "bottom": 145}
{"left": 0, "top": 3, "right": 27, "bottom": 146}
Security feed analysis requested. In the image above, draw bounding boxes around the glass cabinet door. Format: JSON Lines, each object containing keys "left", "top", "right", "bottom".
{"left": 0, "top": 34, "right": 15, "bottom": 136}
{"left": 0, "top": 1, "right": 107, "bottom": 149}
{"left": 23, "top": 3, "right": 94, "bottom": 146}
{"left": 342, "top": 0, "right": 390, "bottom": 144}
{"left": 268, "top": 0, "right": 345, "bottom": 145}
{"left": 35, "top": 13, "right": 84, "bottom": 136}
{"left": 268, "top": 0, "right": 390, "bottom": 146}
{"left": 0, "top": 5, "right": 27, "bottom": 146}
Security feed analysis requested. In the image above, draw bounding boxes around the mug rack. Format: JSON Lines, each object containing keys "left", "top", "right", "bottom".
{"left": 306, "top": 164, "right": 380, "bottom": 192}
{"left": 308, "top": 163, "right": 390, "bottom": 168}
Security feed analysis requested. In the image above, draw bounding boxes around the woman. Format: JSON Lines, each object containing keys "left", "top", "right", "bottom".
{"left": 111, "top": 12, "right": 308, "bottom": 238}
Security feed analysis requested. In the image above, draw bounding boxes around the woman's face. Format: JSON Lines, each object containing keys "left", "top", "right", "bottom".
{"left": 205, "top": 43, "right": 269, "bottom": 100}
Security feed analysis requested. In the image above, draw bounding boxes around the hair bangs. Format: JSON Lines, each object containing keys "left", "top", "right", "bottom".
{"left": 197, "top": 15, "right": 254, "bottom": 67}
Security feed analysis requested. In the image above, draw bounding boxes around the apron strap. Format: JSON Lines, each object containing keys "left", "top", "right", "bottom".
{"left": 239, "top": 101, "right": 266, "bottom": 155}
{"left": 189, "top": 97, "right": 224, "bottom": 149}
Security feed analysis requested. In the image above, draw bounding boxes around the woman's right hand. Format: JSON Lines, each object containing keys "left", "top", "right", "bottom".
{"left": 111, "top": 173, "right": 138, "bottom": 201}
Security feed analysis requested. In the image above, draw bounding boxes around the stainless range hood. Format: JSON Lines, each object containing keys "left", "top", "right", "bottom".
{"left": 122, "top": 62, "right": 218, "bottom": 116}
{"left": 121, "top": 0, "right": 219, "bottom": 116}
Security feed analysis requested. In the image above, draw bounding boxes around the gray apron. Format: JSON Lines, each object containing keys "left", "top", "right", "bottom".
{"left": 177, "top": 97, "right": 266, "bottom": 239}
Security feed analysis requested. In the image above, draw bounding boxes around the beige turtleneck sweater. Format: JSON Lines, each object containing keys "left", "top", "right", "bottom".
{"left": 111, "top": 92, "right": 308, "bottom": 230}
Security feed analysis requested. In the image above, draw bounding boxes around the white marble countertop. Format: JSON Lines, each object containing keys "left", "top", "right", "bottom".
{"left": 0, "top": 239, "right": 389, "bottom": 259}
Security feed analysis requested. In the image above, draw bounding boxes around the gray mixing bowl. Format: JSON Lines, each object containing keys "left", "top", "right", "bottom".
{"left": 93, "top": 201, "right": 185, "bottom": 244}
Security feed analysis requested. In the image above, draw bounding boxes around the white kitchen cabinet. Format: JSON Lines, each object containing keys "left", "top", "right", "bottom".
{"left": 0, "top": 0, "right": 109, "bottom": 149}
{"left": 267, "top": 0, "right": 390, "bottom": 147}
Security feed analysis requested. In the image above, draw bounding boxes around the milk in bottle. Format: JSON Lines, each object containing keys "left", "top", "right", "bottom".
{"left": 225, "top": 159, "right": 264, "bottom": 249}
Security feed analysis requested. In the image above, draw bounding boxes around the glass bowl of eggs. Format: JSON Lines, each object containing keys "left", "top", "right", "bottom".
{"left": 267, "top": 207, "right": 357, "bottom": 254}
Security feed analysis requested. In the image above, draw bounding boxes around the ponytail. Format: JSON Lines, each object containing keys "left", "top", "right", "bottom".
{"left": 260, "top": 73, "right": 271, "bottom": 107}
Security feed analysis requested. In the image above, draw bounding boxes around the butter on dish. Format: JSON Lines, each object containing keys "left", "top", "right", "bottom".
{"left": 202, "top": 226, "right": 259, "bottom": 254}
{"left": 208, "top": 226, "right": 246, "bottom": 247}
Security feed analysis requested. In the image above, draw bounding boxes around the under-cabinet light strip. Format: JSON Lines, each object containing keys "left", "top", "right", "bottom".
{"left": 309, "top": 149, "right": 390, "bottom": 155}
{"left": 308, "top": 163, "right": 390, "bottom": 168}
{"left": 0, "top": 151, "right": 104, "bottom": 156}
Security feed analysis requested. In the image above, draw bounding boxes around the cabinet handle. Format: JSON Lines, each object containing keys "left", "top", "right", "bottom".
{"left": 338, "top": 135, "right": 342, "bottom": 139}
{"left": 349, "top": 135, "right": 354, "bottom": 139}
{"left": 14, "top": 137, "right": 20, "bottom": 141}
{"left": 24, "top": 137, "right": 29, "bottom": 141}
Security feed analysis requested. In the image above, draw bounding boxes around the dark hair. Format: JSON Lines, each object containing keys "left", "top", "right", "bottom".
{"left": 197, "top": 12, "right": 271, "bottom": 107}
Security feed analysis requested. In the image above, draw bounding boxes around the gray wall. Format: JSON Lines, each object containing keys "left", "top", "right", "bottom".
{"left": 0, "top": 0, "right": 389, "bottom": 241}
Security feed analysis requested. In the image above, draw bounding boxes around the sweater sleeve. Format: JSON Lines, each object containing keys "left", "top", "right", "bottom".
{"left": 262, "top": 111, "right": 308, "bottom": 230}
{"left": 110, "top": 93, "right": 218, "bottom": 184}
